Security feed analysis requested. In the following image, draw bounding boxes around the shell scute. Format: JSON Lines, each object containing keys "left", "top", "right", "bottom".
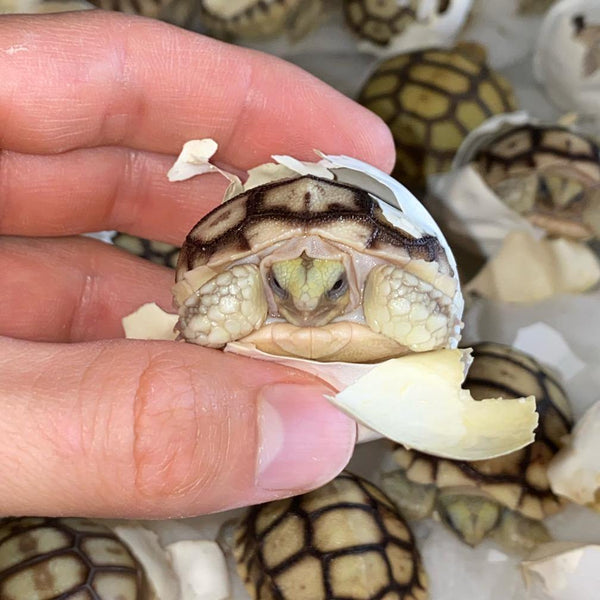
{"left": 234, "top": 472, "right": 427, "bottom": 600}
{"left": 0, "top": 518, "right": 148, "bottom": 600}
{"left": 359, "top": 46, "right": 517, "bottom": 189}
{"left": 177, "top": 175, "right": 448, "bottom": 276}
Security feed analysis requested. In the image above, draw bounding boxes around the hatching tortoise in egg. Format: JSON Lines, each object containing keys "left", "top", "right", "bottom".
{"left": 0, "top": 517, "right": 151, "bottom": 600}
{"left": 112, "top": 232, "right": 181, "bottom": 269}
{"left": 517, "top": 0, "right": 557, "bottom": 15}
{"left": 174, "top": 174, "right": 462, "bottom": 363}
{"left": 234, "top": 471, "right": 428, "bottom": 600}
{"left": 342, "top": 0, "right": 419, "bottom": 46}
{"left": 469, "top": 123, "right": 600, "bottom": 241}
{"left": 382, "top": 342, "right": 573, "bottom": 554}
{"left": 358, "top": 43, "right": 517, "bottom": 191}
{"left": 88, "top": 0, "right": 322, "bottom": 40}
{"left": 195, "top": 0, "right": 324, "bottom": 41}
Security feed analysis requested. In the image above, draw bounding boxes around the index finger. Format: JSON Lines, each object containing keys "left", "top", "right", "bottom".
{"left": 0, "top": 11, "right": 394, "bottom": 171}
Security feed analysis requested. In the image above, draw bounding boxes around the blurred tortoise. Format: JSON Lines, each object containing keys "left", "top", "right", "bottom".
{"left": 194, "top": 0, "right": 324, "bottom": 41}
{"left": 234, "top": 471, "right": 428, "bottom": 600}
{"left": 173, "top": 174, "right": 462, "bottom": 362}
{"left": 382, "top": 342, "right": 573, "bottom": 554}
{"left": 469, "top": 123, "right": 600, "bottom": 241}
{"left": 342, "top": 0, "right": 418, "bottom": 46}
{"left": 0, "top": 517, "right": 151, "bottom": 600}
{"left": 89, "top": 0, "right": 323, "bottom": 40}
{"left": 112, "top": 232, "right": 180, "bottom": 268}
{"left": 518, "top": 0, "right": 557, "bottom": 14}
{"left": 358, "top": 43, "right": 517, "bottom": 191}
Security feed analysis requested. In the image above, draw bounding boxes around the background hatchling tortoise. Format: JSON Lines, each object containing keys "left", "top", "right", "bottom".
{"left": 381, "top": 342, "right": 573, "bottom": 554}
{"left": 175, "top": 174, "right": 461, "bottom": 362}
{"left": 111, "top": 232, "right": 180, "bottom": 269}
{"left": 234, "top": 471, "right": 428, "bottom": 600}
{"left": 0, "top": 517, "right": 150, "bottom": 600}
{"left": 470, "top": 123, "right": 600, "bottom": 241}
{"left": 342, "top": 0, "right": 418, "bottom": 46}
{"left": 517, "top": 0, "right": 557, "bottom": 14}
{"left": 358, "top": 43, "right": 517, "bottom": 191}
{"left": 88, "top": 0, "right": 322, "bottom": 40}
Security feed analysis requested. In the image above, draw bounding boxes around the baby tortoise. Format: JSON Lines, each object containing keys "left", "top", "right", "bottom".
{"left": 175, "top": 174, "right": 461, "bottom": 362}
{"left": 359, "top": 43, "right": 517, "bottom": 191}
{"left": 470, "top": 123, "right": 600, "bottom": 241}
{"left": 88, "top": 0, "right": 322, "bottom": 40}
{"left": 343, "top": 0, "right": 418, "bottom": 46}
{"left": 382, "top": 342, "right": 573, "bottom": 554}
{"left": 0, "top": 517, "right": 151, "bottom": 600}
{"left": 234, "top": 471, "right": 428, "bottom": 599}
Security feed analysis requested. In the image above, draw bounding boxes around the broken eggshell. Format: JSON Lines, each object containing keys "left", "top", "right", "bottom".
{"left": 103, "top": 520, "right": 231, "bottom": 600}
{"left": 534, "top": 0, "right": 600, "bottom": 134}
{"left": 124, "top": 302, "right": 537, "bottom": 460}
{"left": 345, "top": 0, "right": 474, "bottom": 56}
{"left": 547, "top": 400, "right": 600, "bottom": 511}
{"left": 521, "top": 542, "right": 600, "bottom": 599}
{"left": 123, "top": 140, "right": 537, "bottom": 461}
{"left": 430, "top": 113, "right": 600, "bottom": 301}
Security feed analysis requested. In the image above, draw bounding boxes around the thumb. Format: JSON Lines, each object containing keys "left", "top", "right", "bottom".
{"left": 0, "top": 337, "right": 355, "bottom": 517}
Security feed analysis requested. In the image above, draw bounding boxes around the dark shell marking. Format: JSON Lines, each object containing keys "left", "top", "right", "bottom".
{"left": 235, "top": 471, "right": 427, "bottom": 600}
{"left": 112, "top": 232, "right": 180, "bottom": 269}
{"left": 472, "top": 124, "right": 600, "bottom": 181}
{"left": 343, "top": 0, "right": 417, "bottom": 46}
{"left": 359, "top": 47, "right": 517, "bottom": 189}
{"left": 395, "top": 342, "right": 573, "bottom": 520}
{"left": 472, "top": 123, "right": 600, "bottom": 238}
{"left": 177, "top": 175, "right": 449, "bottom": 277}
{"left": 0, "top": 518, "right": 148, "bottom": 600}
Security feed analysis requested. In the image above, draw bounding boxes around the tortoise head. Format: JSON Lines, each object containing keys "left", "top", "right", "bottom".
{"left": 269, "top": 252, "right": 351, "bottom": 327}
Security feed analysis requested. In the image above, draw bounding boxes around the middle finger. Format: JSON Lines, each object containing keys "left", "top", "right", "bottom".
{"left": 0, "top": 147, "right": 228, "bottom": 241}
{"left": 1, "top": 235, "right": 174, "bottom": 342}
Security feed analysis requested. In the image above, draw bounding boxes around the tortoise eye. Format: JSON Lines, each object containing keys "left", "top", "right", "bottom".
{"left": 327, "top": 275, "right": 348, "bottom": 300}
{"left": 269, "top": 274, "right": 288, "bottom": 299}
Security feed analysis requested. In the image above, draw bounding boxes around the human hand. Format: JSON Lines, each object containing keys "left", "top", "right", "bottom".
{"left": 0, "top": 10, "right": 394, "bottom": 518}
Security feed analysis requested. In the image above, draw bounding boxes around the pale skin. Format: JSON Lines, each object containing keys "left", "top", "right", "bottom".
{"left": 0, "top": 11, "right": 395, "bottom": 518}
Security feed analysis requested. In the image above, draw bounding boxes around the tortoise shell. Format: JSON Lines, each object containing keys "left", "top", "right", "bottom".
{"left": 234, "top": 471, "right": 428, "bottom": 600}
{"left": 112, "top": 232, "right": 180, "bottom": 269}
{"left": 358, "top": 44, "right": 517, "bottom": 190}
{"left": 518, "top": 0, "right": 557, "bottom": 14}
{"left": 176, "top": 175, "right": 452, "bottom": 278}
{"left": 343, "top": 0, "right": 418, "bottom": 46}
{"left": 470, "top": 123, "right": 600, "bottom": 240}
{"left": 196, "top": 0, "right": 322, "bottom": 41}
{"left": 0, "top": 518, "right": 149, "bottom": 600}
{"left": 390, "top": 342, "right": 573, "bottom": 521}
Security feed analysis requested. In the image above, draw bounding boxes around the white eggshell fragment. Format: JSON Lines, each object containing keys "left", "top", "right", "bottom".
{"left": 228, "top": 342, "right": 536, "bottom": 460}
{"left": 122, "top": 302, "right": 179, "bottom": 341}
{"left": 547, "top": 400, "right": 600, "bottom": 510}
{"left": 329, "top": 348, "right": 537, "bottom": 460}
{"left": 464, "top": 231, "right": 600, "bottom": 302}
{"left": 109, "top": 523, "right": 181, "bottom": 600}
{"left": 521, "top": 542, "right": 600, "bottom": 599}
{"left": 166, "top": 540, "right": 231, "bottom": 600}
{"left": 534, "top": 0, "right": 600, "bottom": 132}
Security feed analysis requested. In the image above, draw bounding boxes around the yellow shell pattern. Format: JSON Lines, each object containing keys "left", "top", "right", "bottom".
{"left": 359, "top": 46, "right": 517, "bottom": 190}
{"left": 234, "top": 472, "right": 428, "bottom": 600}
{"left": 0, "top": 518, "right": 149, "bottom": 600}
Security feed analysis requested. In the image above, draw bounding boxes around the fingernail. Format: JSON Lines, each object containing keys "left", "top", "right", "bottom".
{"left": 256, "top": 383, "right": 356, "bottom": 492}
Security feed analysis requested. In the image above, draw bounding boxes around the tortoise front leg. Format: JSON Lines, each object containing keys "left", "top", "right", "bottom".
{"left": 177, "top": 264, "right": 268, "bottom": 347}
{"left": 363, "top": 264, "right": 453, "bottom": 352}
